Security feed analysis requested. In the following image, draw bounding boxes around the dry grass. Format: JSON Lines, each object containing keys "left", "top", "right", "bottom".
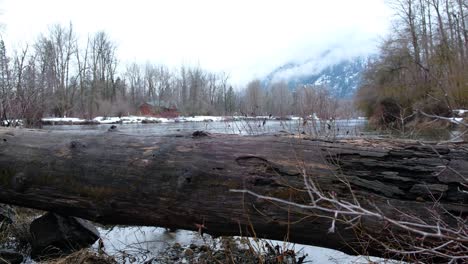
{"left": 9, "top": 215, "right": 34, "bottom": 249}
{"left": 43, "top": 249, "right": 117, "bottom": 264}
{"left": 0, "top": 205, "right": 38, "bottom": 251}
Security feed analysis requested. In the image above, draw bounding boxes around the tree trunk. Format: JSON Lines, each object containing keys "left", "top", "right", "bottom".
{"left": 0, "top": 128, "right": 466, "bottom": 258}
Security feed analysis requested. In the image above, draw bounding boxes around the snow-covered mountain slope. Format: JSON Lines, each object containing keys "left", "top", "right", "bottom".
{"left": 264, "top": 55, "right": 370, "bottom": 98}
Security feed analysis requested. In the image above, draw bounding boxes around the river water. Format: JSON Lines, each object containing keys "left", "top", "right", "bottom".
{"left": 44, "top": 118, "right": 465, "bottom": 142}
{"left": 44, "top": 119, "right": 368, "bottom": 138}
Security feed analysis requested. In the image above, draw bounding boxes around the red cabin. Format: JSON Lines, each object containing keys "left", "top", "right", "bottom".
{"left": 138, "top": 101, "right": 180, "bottom": 118}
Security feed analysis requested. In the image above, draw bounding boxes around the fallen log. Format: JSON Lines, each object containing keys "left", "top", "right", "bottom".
{"left": 0, "top": 128, "right": 466, "bottom": 259}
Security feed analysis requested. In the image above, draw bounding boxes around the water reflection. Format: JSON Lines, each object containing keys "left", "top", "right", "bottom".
{"left": 44, "top": 119, "right": 368, "bottom": 138}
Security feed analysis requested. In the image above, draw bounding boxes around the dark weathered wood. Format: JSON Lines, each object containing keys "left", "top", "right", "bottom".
{"left": 0, "top": 128, "right": 466, "bottom": 258}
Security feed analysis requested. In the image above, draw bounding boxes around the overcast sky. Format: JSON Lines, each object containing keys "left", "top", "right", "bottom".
{"left": 1, "top": 0, "right": 392, "bottom": 85}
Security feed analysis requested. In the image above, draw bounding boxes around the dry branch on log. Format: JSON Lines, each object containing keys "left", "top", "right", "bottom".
{"left": 0, "top": 128, "right": 466, "bottom": 260}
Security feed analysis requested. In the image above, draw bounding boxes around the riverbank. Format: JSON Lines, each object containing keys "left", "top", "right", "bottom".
{"left": 40, "top": 115, "right": 314, "bottom": 126}
{"left": 1, "top": 204, "right": 401, "bottom": 264}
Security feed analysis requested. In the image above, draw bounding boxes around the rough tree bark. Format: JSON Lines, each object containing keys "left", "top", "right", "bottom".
{"left": 0, "top": 128, "right": 466, "bottom": 258}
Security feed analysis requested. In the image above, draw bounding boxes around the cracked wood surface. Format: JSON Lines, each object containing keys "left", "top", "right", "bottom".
{"left": 0, "top": 128, "right": 466, "bottom": 258}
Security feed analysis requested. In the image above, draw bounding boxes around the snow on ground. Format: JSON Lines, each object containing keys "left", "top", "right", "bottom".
{"left": 93, "top": 116, "right": 122, "bottom": 124}
{"left": 120, "top": 116, "right": 143, "bottom": 123}
{"left": 41, "top": 115, "right": 368, "bottom": 126}
{"left": 42, "top": 117, "right": 87, "bottom": 123}
{"left": 127, "top": 116, "right": 174, "bottom": 123}
{"left": 451, "top": 117, "right": 466, "bottom": 125}
{"left": 258, "top": 238, "right": 403, "bottom": 264}
{"left": 1, "top": 119, "right": 23, "bottom": 126}
{"left": 453, "top": 109, "right": 468, "bottom": 116}
{"left": 176, "top": 116, "right": 225, "bottom": 122}
{"left": 43, "top": 115, "right": 228, "bottom": 125}
{"left": 94, "top": 226, "right": 403, "bottom": 264}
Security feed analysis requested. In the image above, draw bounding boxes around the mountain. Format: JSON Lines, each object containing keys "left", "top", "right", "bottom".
{"left": 263, "top": 56, "right": 370, "bottom": 98}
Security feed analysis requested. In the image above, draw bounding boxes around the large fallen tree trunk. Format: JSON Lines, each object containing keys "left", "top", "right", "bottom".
{"left": 0, "top": 128, "right": 466, "bottom": 259}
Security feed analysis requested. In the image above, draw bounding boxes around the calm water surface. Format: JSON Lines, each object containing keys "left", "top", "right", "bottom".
{"left": 44, "top": 119, "right": 368, "bottom": 138}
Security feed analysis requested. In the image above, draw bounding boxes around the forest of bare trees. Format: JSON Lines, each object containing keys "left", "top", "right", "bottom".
{"left": 357, "top": 0, "right": 468, "bottom": 129}
{"left": 8, "top": 1, "right": 464, "bottom": 128}
{"left": 0, "top": 23, "right": 357, "bottom": 127}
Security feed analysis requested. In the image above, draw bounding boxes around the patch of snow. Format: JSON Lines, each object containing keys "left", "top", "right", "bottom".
{"left": 259, "top": 239, "right": 403, "bottom": 264}
{"left": 42, "top": 117, "right": 87, "bottom": 123}
{"left": 1, "top": 119, "right": 23, "bottom": 126}
{"left": 120, "top": 116, "right": 142, "bottom": 123}
{"left": 453, "top": 109, "right": 468, "bottom": 116}
{"left": 181, "top": 116, "right": 226, "bottom": 122}
{"left": 94, "top": 226, "right": 402, "bottom": 264}
{"left": 93, "top": 116, "right": 122, "bottom": 124}
{"left": 154, "top": 117, "right": 173, "bottom": 123}
{"left": 314, "top": 75, "right": 328, "bottom": 86}
{"left": 303, "top": 113, "right": 320, "bottom": 120}
{"left": 95, "top": 226, "right": 202, "bottom": 259}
